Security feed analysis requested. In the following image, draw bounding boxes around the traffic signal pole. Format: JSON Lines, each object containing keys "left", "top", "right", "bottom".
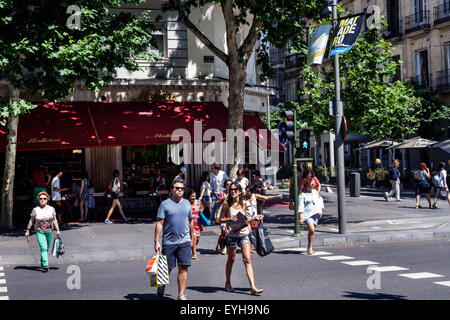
{"left": 332, "top": 0, "right": 347, "bottom": 234}
{"left": 292, "top": 110, "right": 301, "bottom": 237}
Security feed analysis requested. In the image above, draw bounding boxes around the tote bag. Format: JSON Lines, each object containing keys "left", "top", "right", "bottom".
{"left": 250, "top": 221, "right": 274, "bottom": 257}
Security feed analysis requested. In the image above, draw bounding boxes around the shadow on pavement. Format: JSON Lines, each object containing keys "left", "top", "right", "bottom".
{"left": 342, "top": 291, "right": 407, "bottom": 300}
{"left": 124, "top": 293, "right": 172, "bottom": 300}
{"left": 14, "top": 266, "right": 59, "bottom": 272}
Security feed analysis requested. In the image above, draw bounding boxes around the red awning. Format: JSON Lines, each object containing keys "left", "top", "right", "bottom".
{"left": 0, "top": 101, "right": 284, "bottom": 152}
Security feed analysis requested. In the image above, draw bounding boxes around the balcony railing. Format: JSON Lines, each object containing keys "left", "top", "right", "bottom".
{"left": 434, "top": 1, "right": 450, "bottom": 25}
{"left": 404, "top": 10, "right": 430, "bottom": 34}
{"left": 269, "top": 51, "right": 284, "bottom": 66}
{"left": 436, "top": 69, "right": 450, "bottom": 90}
{"left": 382, "top": 19, "right": 403, "bottom": 39}
{"left": 408, "top": 74, "right": 433, "bottom": 90}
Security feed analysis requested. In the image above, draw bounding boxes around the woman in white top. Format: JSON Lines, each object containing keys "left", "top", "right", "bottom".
{"left": 433, "top": 162, "right": 449, "bottom": 208}
{"left": 244, "top": 186, "right": 282, "bottom": 228}
{"left": 235, "top": 169, "right": 249, "bottom": 192}
{"left": 25, "top": 191, "right": 60, "bottom": 272}
{"left": 105, "top": 169, "right": 131, "bottom": 224}
{"left": 219, "top": 183, "right": 263, "bottom": 295}
{"left": 414, "top": 162, "right": 432, "bottom": 209}
{"left": 198, "top": 171, "right": 212, "bottom": 216}
{"left": 298, "top": 177, "right": 324, "bottom": 255}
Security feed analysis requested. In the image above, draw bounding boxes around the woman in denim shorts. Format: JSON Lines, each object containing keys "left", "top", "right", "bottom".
{"left": 218, "top": 183, "right": 264, "bottom": 295}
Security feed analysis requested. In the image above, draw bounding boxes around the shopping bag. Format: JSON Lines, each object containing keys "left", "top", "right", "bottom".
{"left": 51, "top": 237, "right": 60, "bottom": 257}
{"left": 198, "top": 212, "right": 211, "bottom": 226}
{"left": 57, "top": 237, "right": 65, "bottom": 257}
{"left": 145, "top": 255, "right": 159, "bottom": 275}
{"left": 149, "top": 255, "right": 169, "bottom": 287}
{"left": 254, "top": 222, "right": 274, "bottom": 257}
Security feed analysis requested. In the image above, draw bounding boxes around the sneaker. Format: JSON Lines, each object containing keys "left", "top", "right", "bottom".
{"left": 41, "top": 266, "right": 49, "bottom": 272}
{"left": 124, "top": 217, "right": 131, "bottom": 223}
{"left": 225, "top": 283, "right": 234, "bottom": 292}
{"left": 221, "top": 248, "right": 227, "bottom": 255}
{"left": 157, "top": 285, "right": 165, "bottom": 298}
{"left": 177, "top": 295, "right": 187, "bottom": 300}
{"left": 104, "top": 220, "right": 113, "bottom": 224}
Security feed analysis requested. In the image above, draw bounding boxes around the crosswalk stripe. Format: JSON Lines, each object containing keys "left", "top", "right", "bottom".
{"left": 307, "top": 251, "right": 332, "bottom": 256}
{"left": 0, "top": 267, "right": 3, "bottom": 271}
{"left": 434, "top": 281, "right": 450, "bottom": 287}
{"left": 0, "top": 296, "right": 9, "bottom": 300}
{"left": 398, "top": 272, "right": 444, "bottom": 279}
{"left": 320, "top": 255, "right": 354, "bottom": 261}
{"left": 0, "top": 273, "right": 4, "bottom": 277}
{"left": 0, "top": 279, "right": 5, "bottom": 284}
{"left": 367, "top": 266, "right": 409, "bottom": 272}
{"left": 0, "top": 287, "right": 7, "bottom": 293}
{"left": 342, "top": 260, "right": 380, "bottom": 266}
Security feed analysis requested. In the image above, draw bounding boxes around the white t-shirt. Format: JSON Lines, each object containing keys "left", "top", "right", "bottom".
{"left": 112, "top": 177, "right": 120, "bottom": 193}
{"left": 210, "top": 170, "right": 230, "bottom": 194}
{"left": 245, "top": 195, "right": 257, "bottom": 218}
{"left": 51, "top": 177, "right": 61, "bottom": 201}
{"left": 201, "top": 181, "right": 211, "bottom": 197}
{"left": 298, "top": 190, "right": 324, "bottom": 221}
{"left": 235, "top": 177, "right": 249, "bottom": 191}
{"left": 438, "top": 170, "right": 447, "bottom": 188}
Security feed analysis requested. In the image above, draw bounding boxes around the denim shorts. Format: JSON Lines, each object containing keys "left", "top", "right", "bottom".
{"left": 225, "top": 235, "right": 251, "bottom": 248}
{"left": 305, "top": 213, "right": 321, "bottom": 226}
{"left": 162, "top": 242, "right": 192, "bottom": 270}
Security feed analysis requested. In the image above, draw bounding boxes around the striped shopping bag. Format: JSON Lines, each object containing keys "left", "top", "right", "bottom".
{"left": 149, "top": 255, "right": 169, "bottom": 287}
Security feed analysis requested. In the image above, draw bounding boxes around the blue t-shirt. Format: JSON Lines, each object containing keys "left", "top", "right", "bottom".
{"left": 157, "top": 198, "right": 193, "bottom": 246}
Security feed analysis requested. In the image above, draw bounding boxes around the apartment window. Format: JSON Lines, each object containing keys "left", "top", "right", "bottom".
{"left": 414, "top": 0, "right": 428, "bottom": 24}
{"left": 414, "top": 49, "right": 430, "bottom": 87}
{"left": 386, "top": 0, "right": 400, "bottom": 35}
{"left": 444, "top": 42, "right": 450, "bottom": 70}
{"left": 393, "top": 55, "right": 401, "bottom": 82}
{"left": 147, "top": 33, "right": 166, "bottom": 58}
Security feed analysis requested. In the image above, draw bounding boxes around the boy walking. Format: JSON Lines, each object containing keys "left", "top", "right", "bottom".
{"left": 154, "top": 180, "right": 194, "bottom": 300}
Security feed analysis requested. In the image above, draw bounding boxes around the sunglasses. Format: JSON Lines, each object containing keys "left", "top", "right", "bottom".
{"left": 230, "top": 188, "right": 239, "bottom": 191}
{"left": 174, "top": 187, "right": 185, "bottom": 191}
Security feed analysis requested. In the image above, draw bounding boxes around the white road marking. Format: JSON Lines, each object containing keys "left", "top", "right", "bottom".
{"left": 0, "top": 296, "right": 9, "bottom": 300}
{"left": 0, "top": 287, "right": 7, "bottom": 293}
{"left": 367, "top": 266, "right": 410, "bottom": 272}
{"left": 434, "top": 281, "right": 450, "bottom": 287}
{"left": 0, "top": 267, "right": 3, "bottom": 271}
{"left": 342, "top": 260, "right": 380, "bottom": 266}
{"left": 320, "top": 255, "right": 354, "bottom": 261}
{"left": 398, "top": 272, "right": 444, "bottom": 279}
{"left": 0, "top": 273, "right": 4, "bottom": 277}
{"left": 305, "top": 251, "right": 333, "bottom": 256}
{"left": 0, "top": 279, "right": 5, "bottom": 284}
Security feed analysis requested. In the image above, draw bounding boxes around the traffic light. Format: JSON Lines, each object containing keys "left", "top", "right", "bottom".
{"left": 278, "top": 110, "right": 295, "bottom": 146}
{"left": 299, "top": 129, "right": 310, "bottom": 151}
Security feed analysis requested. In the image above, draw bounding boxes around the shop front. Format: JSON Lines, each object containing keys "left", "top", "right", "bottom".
{"left": 1, "top": 100, "right": 281, "bottom": 225}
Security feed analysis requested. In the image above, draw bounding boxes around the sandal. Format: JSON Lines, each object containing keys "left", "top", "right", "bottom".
{"left": 250, "top": 288, "right": 264, "bottom": 295}
{"left": 225, "top": 283, "right": 234, "bottom": 292}
{"left": 307, "top": 249, "right": 315, "bottom": 255}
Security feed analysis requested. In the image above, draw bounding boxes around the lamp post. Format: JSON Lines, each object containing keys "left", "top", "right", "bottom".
{"left": 322, "top": 0, "right": 347, "bottom": 234}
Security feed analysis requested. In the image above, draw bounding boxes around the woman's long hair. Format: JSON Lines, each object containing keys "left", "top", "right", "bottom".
{"left": 198, "top": 171, "right": 209, "bottom": 193}
{"left": 227, "top": 183, "right": 244, "bottom": 208}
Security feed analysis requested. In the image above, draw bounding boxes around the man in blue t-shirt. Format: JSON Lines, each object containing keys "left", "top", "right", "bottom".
{"left": 154, "top": 180, "right": 194, "bottom": 300}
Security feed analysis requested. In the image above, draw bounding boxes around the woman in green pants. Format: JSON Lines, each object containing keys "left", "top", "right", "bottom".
{"left": 25, "top": 191, "right": 61, "bottom": 272}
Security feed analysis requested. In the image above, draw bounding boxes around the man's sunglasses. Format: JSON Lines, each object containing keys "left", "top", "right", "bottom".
{"left": 174, "top": 187, "right": 185, "bottom": 191}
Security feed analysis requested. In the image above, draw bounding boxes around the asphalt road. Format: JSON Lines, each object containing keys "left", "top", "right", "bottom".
{"left": 2, "top": 239, "right": 449, "bottom": 301}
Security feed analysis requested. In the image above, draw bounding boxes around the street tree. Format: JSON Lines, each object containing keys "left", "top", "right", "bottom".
{"left": 161, "top": 0, "right": 322, "bottom": 175}
{"left": 0, "top": 0, "right": 157, "bottom": 229}
{"left": 297, "top": 25, "right": 423, "bottom": 141}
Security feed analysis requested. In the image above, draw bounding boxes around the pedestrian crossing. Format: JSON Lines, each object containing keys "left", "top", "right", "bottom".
{"left": 300, "top": 249, "right": 449, "bottom": 291}
{"left": 0, "top": 258, "right": 8, "bottom": 300}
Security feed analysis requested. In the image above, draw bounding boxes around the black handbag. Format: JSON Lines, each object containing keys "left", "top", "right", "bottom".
{"left": 251, "top": 221, "right": 274, "bottom": 257}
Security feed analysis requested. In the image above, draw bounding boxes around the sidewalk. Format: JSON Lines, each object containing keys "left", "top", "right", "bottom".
{"left": 0, "top": 186, "right": 448, "bottom": 267}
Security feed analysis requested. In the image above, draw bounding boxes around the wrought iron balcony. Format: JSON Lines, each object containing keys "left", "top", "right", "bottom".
{"left": 404, "top": 10, "right": 430, "bottom": 34}
{"left": 436, "top": 69, "right": 450, "bottom": 91}
{"left": 434, "top": 1, "right": 450, "bottom": 25}
{"left": 408, "top": 74, "right": 433, "bottom": 90}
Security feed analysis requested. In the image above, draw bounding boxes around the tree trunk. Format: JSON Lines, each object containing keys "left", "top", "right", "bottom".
{"left": 226, "top": 62, "right": 247, "bottom": 178}
{"left": 0, "top": 88, "right": 19, "bottom": 230}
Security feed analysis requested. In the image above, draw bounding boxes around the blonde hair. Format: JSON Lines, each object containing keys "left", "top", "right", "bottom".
{"left": 36, "top": 191, "right": 50, "bottom": 201}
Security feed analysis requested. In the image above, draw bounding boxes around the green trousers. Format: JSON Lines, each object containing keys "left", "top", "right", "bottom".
{"left": 36, "top": 232, "right": 53, "bottom": 267}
